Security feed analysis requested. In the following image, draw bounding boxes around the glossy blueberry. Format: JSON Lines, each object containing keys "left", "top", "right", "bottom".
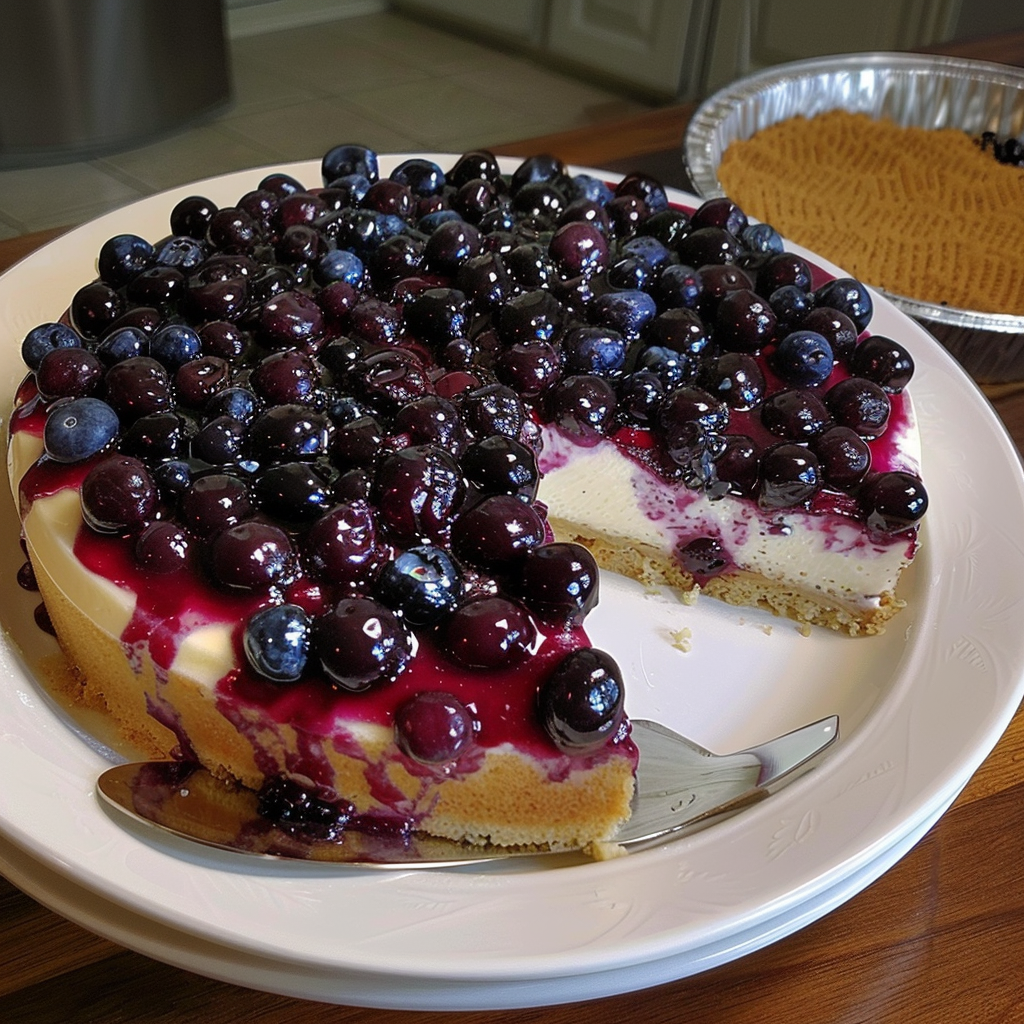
{"left": 590, "top": 289, "right": 657, "bottom": 339}
{"left": 104, "top": 356, "right": 173, "bottom": 423}
{"left": 80, "top": 455, "right": 157, "bottom": 534}
{"left": 769, "top": 284, "right": 815, "bottom": 335}
{"left": 390, "top": 157, "right": 446, "bottom": 196}
{"left": 452, "top": 494, "right": 546, "bottom": 569}
{"left": 149, "top": 323, "right": 202, "bottom": 369}
{"left": 740, "top": 222, "right": 784, "bottom": 256}
{"left": 538, "top": 648, "right": 624, "bottom": 754}
{"left": 548, "top": 374, "right": 617, "bottom": 443}
{"left": 615, "top": 369, "right": 666, "bottom": 426}
{"left": 394, "top": 692, "right": 475, "bottom": 764}
{"left": 849, "top": 335, "right": 915, "bottom": 393}
{"left": 811, "top": 425, "right": 871, "bottom": 487}
{"left": 210, "top": 522, "right": 298, "bottom": 591}
{"left": 462, "top": 434, "right": 539, "bottom": 500}
{"left": 119, "top": 410, "right": 193, "bottom": 462}
{"left": 35, "top": 346, "right": 103, "bottom": 401}
{"left": 304, "top": 499, "right": 384, "bottom": 588}
{"left": 179, "top": 472, "right": 253, "bottom": 539}
{"left": 548, "top": 221, "right": 608, "bottom": 276}
{"left": 862, "top": 472, "right": 928, "bottom": 533}
{"left": 403, "top": 287, "right": 469, "bottom": 348}
{"left": 314, "top": 596, "right": 413, "bottom": 691}
{"left": 96, "top": 325, "right": 149, "bottom": 366}
{"left": 825, "top": 377, "right": 890, "bottom": 437}
{"left": 636, "top": 345, "right": 694, "bottom": 388}
{"left": 133, "top": 521, "right": 190, "bottom": 574}
{"left": 321, "top": 143, "right": 379, "bottom": 185}
{"left": 191, "top": 415, "right": 247, "bottom": 464}
{"left": 255, "top": 462, "right": 334, "bottom": 525}
{"left": 71, "top": 281, "right": 124, "bottom": 339}
{"left": 760, "top": 388, "right": 831, "bottom": 440}
{"left": 424, "top": 218, "right": 482, "bottom": 274}
{"left": 497, "top": 289, "right": 565, "bottom": 346}
{"left": 375, "top": 544, "right": 462, "bottom": 626}
{"left": 815, "top": 277, "right": 873, "bottom": 332}
{"left": 518, "top": 542, "right": 599, "bottom": 626}
{"left": 678, "top": 536, "right": 730, "bottom": 581}
{"left": 417, "top": 208, "right": 463, "bottom": 233}
{"left": 97, "top": 234, "right": 154, "bottom": 288}
{"left": 314, "top": 248, "right": 364, "bottom": 288}
{"left": 771, "top": 330, "right": 834, "bottom": 386}
{"left": 620, "top": 234, "right": 671, "bottom": 270}
{"left": 244, "top": 603, "right": 311, "bottom": 683}
{"left": 43, "top": 397, "right": 119, "bottom": 463}
{"left": 715, "top": 288, "right": 777, "bottom": 353}
{"left": 645, "top": 307, "right": 711, "bottom": 357}
{"left": 21, "top": 322, "right": 83, "bottom": 370}
{"left": 702, "top": 352, "right": 765, "bottom": 411}
{"left": 561, "top": 325, "right": 627, "bottom": 376}
{"left": 758, "top": 444, "right": 822, "bottom": 508}
{"left": 616, "top": 172, "right": 668, "bottom": 214}
{"left": 246, "top": 405, "right": 332, "bottom": 464}
{"left": 656, "top": 263, "right": 703, "bottom": 310}
{"left": 322, "top": 173, "right": 371, "bottom": 206}
{"left": 801, "top": 306, "right": 859, "bottom": 363}
{"left": 568, "top": 173, "right": 614, "bottom": 205}
{"left": 205, "top": 386, "right": 259, "bottom": 425}
{"left": 153, "top": 235, "right": 207, "bottom": 271}
{"left": 373, "top": 444, "right": 465, "bottom": 547}
{"left": 153, "top": 459, "right": 192, "bottom": 499}
{"left": 442, "top": 595, "right": 536, "bottom": 670}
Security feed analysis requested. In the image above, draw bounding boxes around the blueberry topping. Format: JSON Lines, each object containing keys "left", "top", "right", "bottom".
{"left": 518, "top": 542, "right": 599, "bottom": 626}
{"left": 134, "top": 521, "right": 190, "bottom": 574}
{"left": 758, "top": 444, "right": 822, "bottom": 508}
{"left": 825, "top": 377, "right": 890, "bottom": 437}
{"left": 244, "top": 603, "right": 311, "bottom": 683}
{"left": 771, "top": 330, "right": 835, "bottom": 386}
{"left": 678, "top": 536, "right": 730, "bottom": 581}
{"left": 80, "top": 455, "right": 157, "bottom": 534}
{"left": 375, "top": 545, "right": 461, "bottom": 626}
{"left": 22, "top": 322, "right": 82, "bottom": 370}
{"left": 850, "top": 335, "right": 915, "bottom": 393}
{"left": 443, "top": 595, "right": 536, "bottom": 670}
{"left": 43, "top": 396, "right": 120, "bottom": 463}
{"left": 862, "top": 472, "right": 928, "bottom": 533}
{"left": 452, "top": 494, "right": 546, "bottom": 570}
{"left": 314, "top": 596, "right": 413, "bottom": 691}
{"left": 394, "top": 691, "right": 475, "bottom": 764}
{"left": 538, "top": 648, "right": 624, "bottom": 754}
{"left": 815, "top": 277, "right": 873, "bottom": 332}
{"left": 15, "top": 147, "right": 932, "bottom": 776}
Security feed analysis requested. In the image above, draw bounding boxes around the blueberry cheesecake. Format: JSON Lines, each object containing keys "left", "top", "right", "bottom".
{"left": 7, "top": 146, "right": 926, "bottom": 849}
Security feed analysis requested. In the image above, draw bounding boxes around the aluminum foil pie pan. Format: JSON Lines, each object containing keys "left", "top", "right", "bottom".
{"left": 684, "top": 52, "right": 1024, "bottom": 383}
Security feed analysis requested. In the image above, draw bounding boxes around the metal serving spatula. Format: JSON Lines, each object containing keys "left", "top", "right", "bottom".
{"left": 97, "top": 714, "right": 838, "bottom": 868}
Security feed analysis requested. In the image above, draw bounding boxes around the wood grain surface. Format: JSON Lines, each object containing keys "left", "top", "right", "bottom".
{"left": 2, "top": 31, "right": 1024, "bottom": 1024}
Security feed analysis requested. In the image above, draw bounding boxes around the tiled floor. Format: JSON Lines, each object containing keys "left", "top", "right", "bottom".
{"left": 0, "top": 11, "right": 651, "bottom": 238}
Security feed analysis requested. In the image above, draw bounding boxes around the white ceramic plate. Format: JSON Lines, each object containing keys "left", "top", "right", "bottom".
{"left": 1, "top": 158, "right": 1022, "bottom": 1008}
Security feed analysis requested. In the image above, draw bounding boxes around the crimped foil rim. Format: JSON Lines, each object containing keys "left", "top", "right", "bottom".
{"left": 684, "top": 52, "right": 1024, "bottom": 335}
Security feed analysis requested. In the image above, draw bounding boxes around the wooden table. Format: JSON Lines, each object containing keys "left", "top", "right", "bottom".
{"left": 4, "top": 31, "right": 1024, "bottom": 1024}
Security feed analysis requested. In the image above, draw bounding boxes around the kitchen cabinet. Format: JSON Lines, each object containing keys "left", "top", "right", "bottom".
{"left": 393, "top": 0, "right": 966, "bottom": 100}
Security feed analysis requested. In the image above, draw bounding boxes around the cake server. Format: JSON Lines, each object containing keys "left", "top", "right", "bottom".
{"left": 96, "top": 714, "right": 838, "bottom": 867}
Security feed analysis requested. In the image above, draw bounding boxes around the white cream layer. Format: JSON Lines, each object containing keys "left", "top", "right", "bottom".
{"left": 536, "top": 418, "right": 922, "bottom": 613}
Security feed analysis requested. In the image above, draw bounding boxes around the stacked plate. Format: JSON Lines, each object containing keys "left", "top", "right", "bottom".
{"left": 1, "top": 159, "right": 1023, "bottom": 1009}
